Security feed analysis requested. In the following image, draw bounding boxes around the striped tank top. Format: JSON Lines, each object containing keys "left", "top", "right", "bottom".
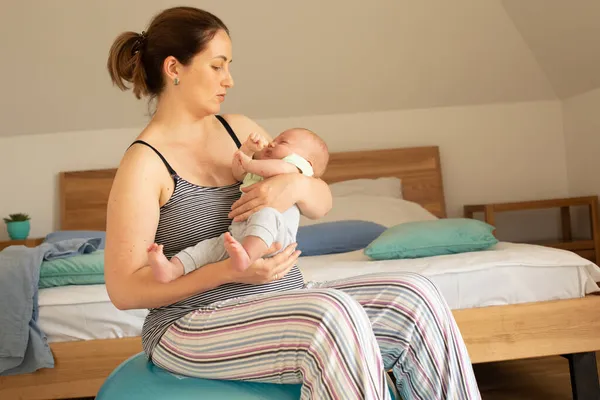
{"left": 137, "top": 116, "right": 306, "bottom": 359}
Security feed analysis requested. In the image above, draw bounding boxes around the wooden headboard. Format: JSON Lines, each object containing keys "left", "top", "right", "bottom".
{"left": 59, "top": 146, "right": 446, "bottom": 230}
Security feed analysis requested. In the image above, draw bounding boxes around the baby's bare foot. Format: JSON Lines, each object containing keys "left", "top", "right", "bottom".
{"left": 224, "top": 232, "right": 251, "bottom": 272}
{"left": 147, "top": 243, "right": 179, "bottom": 283}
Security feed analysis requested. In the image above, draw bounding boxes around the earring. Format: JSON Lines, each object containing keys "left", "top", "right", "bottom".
{"left": 174, "top": 77, "right": 180, "bottom": 86}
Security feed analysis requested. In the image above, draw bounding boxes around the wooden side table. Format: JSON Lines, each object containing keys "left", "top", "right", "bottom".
{"left": 464, "top": 196, "right": 600, "bottom": 262}
{"left": 0, "top": 238, "right": 44, "bottom": 251}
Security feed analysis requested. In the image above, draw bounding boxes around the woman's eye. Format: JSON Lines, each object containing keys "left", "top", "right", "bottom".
{"left": 212, "top": 66, "right": 223, "bottom": 71}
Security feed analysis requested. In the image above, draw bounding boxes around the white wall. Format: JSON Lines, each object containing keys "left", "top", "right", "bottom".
{"left": 563, "top": 87, "right": 600, "bottom": 236}
{"left": 0, "top": 100, "right": 568, "bottom": 242}
{"left": 563, "top": 87, "right": 600, "bottom": 197}
{"left": 1, "top": 0, "right": 557, "bottom": 137}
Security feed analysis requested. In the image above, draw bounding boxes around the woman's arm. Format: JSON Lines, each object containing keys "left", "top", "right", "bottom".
{"left": 222, "top": 114, "right": 333, "bottom": 221}
{"left": 294, "top": 174, "right": 332, "bottom": 219}
{"left": 104, "top": 147, "right": 229, "bottom": 309}
{"left": 229, "top": 173, "right": 332, "bottom": 222}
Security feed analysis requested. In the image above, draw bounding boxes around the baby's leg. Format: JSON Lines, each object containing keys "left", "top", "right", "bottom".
{"left": 147, "top": 243, "right": 185, "bottom": 283}
{"left": 223, "top": 232, "right": 267, "bottom": 272}
{"left": 226, "top": 208, "right": 291, "bottom": 271}
{"left": 172, "top": 236, "right": 229, "bottom": 276}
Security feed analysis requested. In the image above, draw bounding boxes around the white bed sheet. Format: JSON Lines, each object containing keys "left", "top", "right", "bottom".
{"left": 37, "top": 242, "right": 600, "bottom": 343}
{"left": 38, "top": 285, "right": 148, "bottom": 343}
{"left": 297, "top": 242, "right": 600, "bottom": 310}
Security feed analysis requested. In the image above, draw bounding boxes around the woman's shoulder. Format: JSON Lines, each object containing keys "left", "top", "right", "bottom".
{"left": 113, "top": 139, "right": 172, "bottom": 190}
{"left": 219, "top": 114, "right": 273, "bottom": 141}
{"left": 109, "top": 140, "right": 174, "bottom": 210}
{"left": 118, "top": 139, "right": 165, "bottom": 173}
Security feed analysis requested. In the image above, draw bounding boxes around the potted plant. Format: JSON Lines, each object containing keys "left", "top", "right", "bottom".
{"left": 3, "top": 213, "right": 31, "bottom": 240}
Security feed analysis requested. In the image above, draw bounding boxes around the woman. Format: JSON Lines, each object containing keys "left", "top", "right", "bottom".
{"left": 104, "top": 6, "right": 481, "bottom": 399}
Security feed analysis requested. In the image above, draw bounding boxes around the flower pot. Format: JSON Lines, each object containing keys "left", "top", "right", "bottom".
{"left": 6, "top": 220, "right": 30, "bottom": 240}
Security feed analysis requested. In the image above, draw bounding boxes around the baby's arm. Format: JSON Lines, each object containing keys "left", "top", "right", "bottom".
{"left": 232, "top": 133, "right": 269, "bottom": 181}
{"left": 236, "top": 151, "right": 299, "bottom": 178}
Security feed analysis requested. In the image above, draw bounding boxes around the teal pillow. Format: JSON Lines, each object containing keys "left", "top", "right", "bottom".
{"left": 39, "top": 250, "right": 105, "bottom": 289}
{"left": 364, "top": 218, "right": 498, "bottom": 260}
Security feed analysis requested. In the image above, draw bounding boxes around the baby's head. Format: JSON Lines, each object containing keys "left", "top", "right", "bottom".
{"left": 256, "top": 128, "right": 329, "bottom": 177}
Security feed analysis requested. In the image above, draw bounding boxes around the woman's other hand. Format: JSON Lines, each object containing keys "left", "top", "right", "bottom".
{"left": 226, "top": 242, "right": 301, "bottom": 285}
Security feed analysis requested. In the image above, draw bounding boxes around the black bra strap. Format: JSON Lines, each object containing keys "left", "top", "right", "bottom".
{"left": 216, "top": 115, "right": 242, "bottom": 149}
{"left": 129, "top": 140, "right": 177, "bottom": 177}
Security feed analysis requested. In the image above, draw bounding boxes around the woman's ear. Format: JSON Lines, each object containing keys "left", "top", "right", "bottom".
{"left": 163, "top": 56, "right": 180, "bottom": 82}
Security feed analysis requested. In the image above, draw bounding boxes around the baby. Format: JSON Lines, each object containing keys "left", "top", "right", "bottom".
{"left": 147, "top": 127, "right": 329, "bottom": 283}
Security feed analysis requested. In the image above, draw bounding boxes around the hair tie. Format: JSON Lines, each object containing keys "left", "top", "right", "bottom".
{"left": 132, "top": 31, "right": 147, "bottom": 55}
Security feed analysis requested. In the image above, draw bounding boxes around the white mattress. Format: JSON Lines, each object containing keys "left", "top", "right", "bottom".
{"left": 297, "top": 242, "right": 600, "bottom": 310}
{"left": 37, "top": 242, "right": 600, "bottom": 343}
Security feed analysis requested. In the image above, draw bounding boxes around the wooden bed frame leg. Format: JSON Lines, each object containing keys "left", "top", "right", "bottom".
{"left": 566, "top": 352, "right": 600, "bottom": 400}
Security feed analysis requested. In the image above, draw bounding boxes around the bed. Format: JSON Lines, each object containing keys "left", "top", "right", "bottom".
{"left": 1, "top": 146, "right": 599, "bottom": 400}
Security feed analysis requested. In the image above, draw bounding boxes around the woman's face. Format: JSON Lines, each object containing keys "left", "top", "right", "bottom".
{"left": 177, "top": 29, "right": 234, "bottom": 116}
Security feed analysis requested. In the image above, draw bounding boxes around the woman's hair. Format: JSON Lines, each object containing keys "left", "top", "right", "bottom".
{"left": 107, "top": 7, "right": 229, "bottom": 100}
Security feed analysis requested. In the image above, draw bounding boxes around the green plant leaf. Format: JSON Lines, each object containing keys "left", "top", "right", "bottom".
{"left": 4, "top": 213, "right": 30, "bottom": 222}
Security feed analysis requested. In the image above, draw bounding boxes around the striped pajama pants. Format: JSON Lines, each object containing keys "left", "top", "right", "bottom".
{"left": 152, "top": 272, "right": 481, "bottom": 399}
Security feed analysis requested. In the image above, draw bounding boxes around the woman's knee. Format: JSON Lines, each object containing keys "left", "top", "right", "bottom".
{"left": 383, "top": 273, "right": 456, "bottom": 334}
{"left": 346, "top": 272, "right": 452, "bottom": 328}
{"left": 379, "top": 272, "right": 446, "bottom": 306}
{"left": 407, "top": 272, "right": 443, "bottom": 295}
{"left": 303, "top": 289, "right": 371, "bottom": 331}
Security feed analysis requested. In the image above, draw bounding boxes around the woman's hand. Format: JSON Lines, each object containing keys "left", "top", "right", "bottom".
{"left": 229, "top": 173, "right": 303, "bottom": 222}
{"left": 227, "top": 242, "right": 301, "bottom": 285}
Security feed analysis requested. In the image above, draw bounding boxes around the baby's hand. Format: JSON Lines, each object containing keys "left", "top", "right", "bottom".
{"left": 234, "top": 150, "right": 253, "bottom": 170}
{"left": 239, "top": 151, "right": 253, "bottom": 168}
{"left": 233, "top": 150, "right": 244, "bottom": 172}
{"left": 245, "top": 133, "right": 268, "bottom": 152}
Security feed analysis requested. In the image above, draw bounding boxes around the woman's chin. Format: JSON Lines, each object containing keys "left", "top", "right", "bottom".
{"left": 196, "top": 104, "right": 221, "bottom": 117}
{"left": 210, "top": 103, "right": 223, "bottom": 114}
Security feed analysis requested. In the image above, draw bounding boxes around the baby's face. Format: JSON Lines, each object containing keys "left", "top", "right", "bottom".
{"left": 254, "top": 129, "right": 314, "bottom": 161}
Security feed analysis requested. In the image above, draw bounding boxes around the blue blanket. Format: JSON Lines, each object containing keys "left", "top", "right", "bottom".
{"left": 0, "top": 238, "right": 101, "bottom": 376}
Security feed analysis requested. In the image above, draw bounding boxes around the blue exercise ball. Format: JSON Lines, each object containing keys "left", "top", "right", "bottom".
{"left": 96, "top": 353, "right": 398, "bottom": 399}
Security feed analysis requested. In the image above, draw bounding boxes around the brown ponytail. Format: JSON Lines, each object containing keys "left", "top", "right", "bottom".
{"left": 106, "top": 7, "right": 229, "bottom": 100}
{"left": 107, "top": 32, "right": 149, "bottom": 99}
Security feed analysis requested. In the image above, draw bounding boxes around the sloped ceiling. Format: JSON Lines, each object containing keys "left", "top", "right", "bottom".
{"left": 501, "top": 0, "right": 600, "bottom": 99}
{"left": 0, "top": 0, "right": 577, "bottom": 137}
